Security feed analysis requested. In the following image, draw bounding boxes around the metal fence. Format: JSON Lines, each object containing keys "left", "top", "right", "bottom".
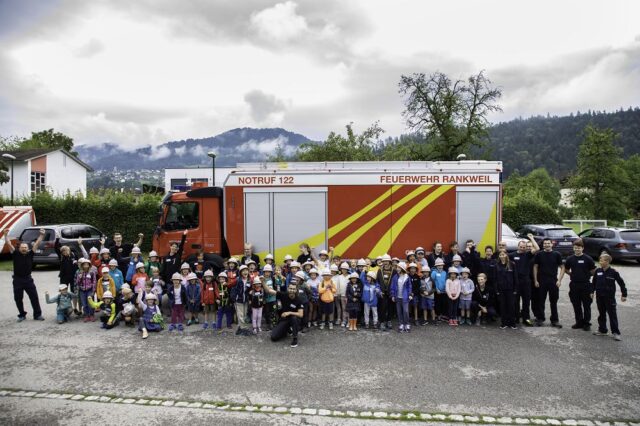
{"left": 562, "top": 219, "right": 608, "bottom": 233}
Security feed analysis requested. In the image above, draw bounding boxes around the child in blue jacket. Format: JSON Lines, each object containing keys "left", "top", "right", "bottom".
{"left": 430, "top": 258, "right": 448, "bottom": 321}
{"left": 362, "top": 271, "right": 382, "bottom": 328}
{"left": 185, "top": 272, "right": 202, "bottom": 326}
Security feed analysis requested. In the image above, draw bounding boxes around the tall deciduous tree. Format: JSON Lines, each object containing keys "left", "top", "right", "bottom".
{"left": 569, "top": 125, "right": 631, "bottom": 221}
{"left": 296, "top": 122, "right": 384, "bottom": 162}
{"left": 398, "top": 70, "right": 502, "bottom": 160}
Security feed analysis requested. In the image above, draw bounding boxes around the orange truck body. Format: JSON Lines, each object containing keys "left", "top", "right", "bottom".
{"left": 153, "top": 161, "right": 502, "bottom": 261}
{"left": 0, "top": 206, "right": 36, "bottom": 254}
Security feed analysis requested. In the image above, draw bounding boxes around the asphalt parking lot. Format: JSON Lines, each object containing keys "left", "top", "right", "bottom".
{"left": 1, "top": 263, "right": 639, "bottom": 425}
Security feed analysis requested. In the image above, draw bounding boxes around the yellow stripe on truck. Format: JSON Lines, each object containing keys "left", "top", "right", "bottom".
{"left": 478, "top": 201, "right": 497, "bottom": 252}
{"left": 368, "top": 185, "right": 454, "bottom": 258}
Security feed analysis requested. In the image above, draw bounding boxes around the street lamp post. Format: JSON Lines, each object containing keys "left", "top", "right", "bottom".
{"left": 207, "top": 151, "right": 216, "bottom": 187}
{"left": 2, "top": 153, "right": 16, "bottom": 205}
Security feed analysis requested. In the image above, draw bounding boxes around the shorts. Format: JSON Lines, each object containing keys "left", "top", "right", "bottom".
{"left": 203, "top": 304, "right": 216, "bottom": 313}
{"left": 410, "top": 295, "right": 420, "bottom": 306}
{"left": 459, "top": 299, "right": 472, "bottom": 310}
{"left": 421, "top": 297, "right": 434, "bottom": 310}
{"left": 320, "top": 301, "right": 334, "bottom": 314}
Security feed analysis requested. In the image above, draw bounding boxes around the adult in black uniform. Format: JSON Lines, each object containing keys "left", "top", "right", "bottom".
{"left": 509, "top": 234, "right": 539, "bottom": 326}
{"left": 560, "top": 239, "right": 596, "bottom": 331}
{"left": 267, "top": 283, "right": 304, "bottom": 348}
{"left": 161, "top": 230, "right": 188, "bottom": 284}
{"left": 592, "top": 253, "right": 627, "bottom": 341}
{"left": 495, "top": 250, "right": 518, "bottom": 329}
{"left": 533, "top": 238, "right": 564, "bottom": 328}
{"left": 4, "top": 228, "right": 46, "bottom": 321}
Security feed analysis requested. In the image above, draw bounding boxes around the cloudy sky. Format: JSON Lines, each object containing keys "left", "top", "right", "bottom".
{"left": 1, "top": 0, "right": 638, "bottom": 148}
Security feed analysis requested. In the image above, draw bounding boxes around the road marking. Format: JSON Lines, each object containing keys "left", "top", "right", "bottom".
{"left": 0, "top": 387, "right": 637, "bottom": 425}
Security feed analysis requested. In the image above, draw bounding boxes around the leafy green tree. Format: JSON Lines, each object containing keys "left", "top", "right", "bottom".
{"left": 398, "top": 70, "right": 502, "bottom": 160}
{"left": 569, "top": 125, "right": 631, "bottom": 221}
{"left": 296, "top": 122, "right": 383, "bottom": 162}
{"left": 623, "top": 154, "right": 640, "bottom": 217}
{"left": 503, "top": 168, "right": 561, "bottom": 207}
{"left": 1, "top": 129, "right": 76, "bottom": 155}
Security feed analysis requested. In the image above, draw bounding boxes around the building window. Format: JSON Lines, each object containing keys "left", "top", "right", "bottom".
{"left": 31, "top": 172, "right": 46, "bottom": 195}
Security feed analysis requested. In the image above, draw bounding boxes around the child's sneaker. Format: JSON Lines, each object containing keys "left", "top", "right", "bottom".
{"left": 168, "top": 323, "right": 176, "bottom": 331}
{"left": 177, "top": 324, "right": 184, "bottom": 332}
{"left": 253, "top": 328, "right": 258, "bottom": 335}
{"left": 612, "top": 334, "right": 622, "bottom": 341}
{"left": 329, "top": 323, "right": 334, "bottom": 330}
{"left": 405, "top": 324, "right": 411, "bottom": 332}
{"left": 313, "top": 321, "right": 318, "bottom": 327}
{"left": 448, "top": 319, "right": 454, "bottom": 326}
{"left": 319, "top": 323, "right": 325, "bottom": 330}
{"left": 195, "top": 318, "right": 200, "bottom": 324}
{"left": 593, "top": 330, "right": 608, "bottom": 336}
{"left": 290, "top": 337, "right": 298, "bottom": 348}
{"left": 258, "top": 328, "right": 262, "bottom": 333}
{"left": 187, "top": 319, "right": 193, "bottom": 326}
{"left": 398, "top": 324, "right": 405, "bottom": 333}
{"left": 202, "top": 322, "right": 208, "bottom": 330}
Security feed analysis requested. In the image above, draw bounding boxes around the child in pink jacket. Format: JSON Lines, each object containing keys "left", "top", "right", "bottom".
{"left": 446, "top": 267, "right": 461, "bottom": 326}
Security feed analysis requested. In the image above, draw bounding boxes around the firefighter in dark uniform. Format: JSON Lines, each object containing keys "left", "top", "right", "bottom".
{"left": 592, "top": 253, "right": 627, "bottom": 341}
{"left": 559, "top": 239, "right": 596, "bottom": 331}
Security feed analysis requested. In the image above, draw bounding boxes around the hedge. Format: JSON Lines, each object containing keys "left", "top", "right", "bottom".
{"left": 503, "top": 197, "right": 562, "bottom": 231}
{"left": 0, "top": 191, "right": 162, "bottom": 252}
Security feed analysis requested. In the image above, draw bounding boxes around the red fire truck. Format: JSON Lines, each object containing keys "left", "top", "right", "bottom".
{"left": 152, "top": 161, "right": 502, "bottom": 262}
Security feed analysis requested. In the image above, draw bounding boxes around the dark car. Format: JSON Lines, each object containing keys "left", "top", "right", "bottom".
{"left": 578, "top": 227, "right": 640, "bottom": 262}
{"left": 516, "top": 224, "right": 579, "bottom": 256}
{"left": 18, "top": 224, "right": 105, "bottom": 265}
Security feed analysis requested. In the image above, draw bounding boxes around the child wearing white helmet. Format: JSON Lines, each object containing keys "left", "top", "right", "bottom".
{"left": 131, "top": 261, "right": 149, "bottom": 293}
{"left": 200, "top": 270, "right": 218, "bottom": 330}
{"left": 293, "top": 270, "right": 312, "bottom": 333}
{"left": 119, "top": 284, "right": 137, "bottom": 326}
{"left": 75, "top": 258, "right": 97, "bottom": 322}
{"left": 215, "top": 271, "right": 234, "bottom": 331}
{"left": 407, "top": 262, "right": 422, "bottom": 326}
{"left": 377, "top": 254, "right": 395, "bottom": 330}
{"left": 335, "top": 262, "right": 351, "bottom": 327}
{"left": 225, "top": 257, "right": 239, "bottom": 288}
{"left": 45, "top": 284, "right": 78, "bottom": 324}
{"left": 346, "top": 272, "right": 363, "bottom": 331}
{"left": 362, "top": 271, "right": 382, "bottom": 329}
{"left": 459, "top": 267, "right": 475, "bottom": 325}
{"left": 107, "top": 259, "right": 124, "bottom": 294}
{"left": 148, "top": 266, "right": 164, "bottom": 308}
{"left": 446, "top": 267, "right": 461, "bottom": 326}
{"left": 431, "top": 258, "right": 448, "bottom": 321}
{"left": 306, "top": 268, "right": 321, "bottom": 327}
{"left": 319, "top": 269, "right": 336, "bottom": 330}
{"left": 232, "top": 265, "right": 251, "bottom": 329}
{"left": 285, "top": 261, "right": 301, "bottom": 288}
{"left": 281, "top": 254, "right": 293, "bottom": 277}
{"left": 145, "top": 250, "right": 161, "bottom": 276}
{"left": 180, "top": 262, "right": 191, "bottom": 286}
{"left": 96, "top": 267, "right": 116, "bottom": 301}
{"left": 263, "top": 253, "right": 275, "bottom": 269}
{"left": 185, "top": 272, "right": 202, "bottom": 326}
{"left": 391, "top": 262, "right": 413, "bottom": 332}
{"left": 419, "top": 265, "right": 435, "bottom": 325}
{"left": 125, "top": 246, "right": 144, "bottom": 283}
{"left": 262, "top": 265, "right": 277, "bottom": 330}
{"left": 138, "top": 292, "right": 163, "bottom": 339}
{"left": 249, "top": 276, "right": 266, "bottom": 334}
{"left": 167, "top": 272, "right": 187, "bottom": 332}
{"left": 88, "top": 290, "right": 119, "bottom": 330}
{"left": 451, "top": 254, "right": 463, "bottom": 274}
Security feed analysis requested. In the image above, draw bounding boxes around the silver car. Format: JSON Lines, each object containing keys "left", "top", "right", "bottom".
{"left": 501, "top": 223, "right": 521, "bottom": 253}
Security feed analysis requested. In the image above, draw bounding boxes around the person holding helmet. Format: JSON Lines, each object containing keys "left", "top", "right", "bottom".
{"left": 200, "top": 270, "right": 219, "bottom": 330}
{"left": 391, "top": 262, "right": 412, "bottom": 332}
{"left": 88, "top": 290, "right": 120, "bottom": 330}
{"left": 376, "top": 254, "right": 395, "bottom": 330}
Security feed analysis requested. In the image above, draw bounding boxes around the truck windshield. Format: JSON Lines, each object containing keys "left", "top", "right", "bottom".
{"left": 163, "top": 202, "right": 199, "bottom": 230}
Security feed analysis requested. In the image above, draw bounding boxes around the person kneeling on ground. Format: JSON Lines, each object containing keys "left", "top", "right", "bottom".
{"left": 87, "top": 291, "right": 120, "bottom": 330}
{"left": 266, "top": 283, "right": 304, "bottom": 348}
{"left": 139, "top": 293, "right": 164, "bottom": 339}
{"left": 45, "top": 285, "right": 78, "bottom": 324}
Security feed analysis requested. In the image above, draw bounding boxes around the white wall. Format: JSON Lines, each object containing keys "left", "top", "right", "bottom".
{"left": 0, "top": 162, "right": 30, "bottom": 199}
{"left": 164, "top": 167, "right": 233, "bottom": 192}
{"left": 46, "top": 150, "right": 87, "bottom": 196}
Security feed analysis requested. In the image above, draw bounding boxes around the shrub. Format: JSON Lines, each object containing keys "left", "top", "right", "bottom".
{"left": 503, "top": 197, "right": 562, "bottom": 231}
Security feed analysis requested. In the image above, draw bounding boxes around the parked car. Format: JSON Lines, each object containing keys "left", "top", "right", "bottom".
{"left": 18, "top": 224, "right": 105, "bottom": 265}
{"left": 515, "top": 224, "right": 579, "bottom": 257}
{"left": 501, "top": 223, "right": 521, "bottom": 252}
{"left": 578, "top": 227, "right": 640, "bottom": 262}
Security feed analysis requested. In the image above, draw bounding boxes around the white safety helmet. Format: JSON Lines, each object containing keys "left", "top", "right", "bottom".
{"left": 99, "top": 248, "right": 110, "bottom": 255}
{"left": 135, "top": 262, "right": 145, "bottom": 269}
{"left": 238, "top": 265, "right": 248, "bottom": 272}
{"left": 416, "top": 247, "right": 425, "bottom": 254}
{"left": 145, "top": 293, "right": 157, "bottom": 301}
{"left": 187, "top": 272, "right": 198, "bottom": 281}
{"left": 408, "top": 262, "right": 418, "bottom": 270}
{"left": 58, "top": 284, "right": 68, "bottom": 291}
{"left": 294, "top": 271, "right": 306, "bottom": 280}
{"left": 148, "top": 250, "right": 158, "bottom": 258}
{"left": 452, "top": 254, "right": 462, "bottom": 262}
{"left": 283, "top": 254, "right": 293, "bottom": 261}
{"left": 406, "top": 250, "right": 416, "bottom": 257}
{"left": 330, "top": 264, "right": 339, "bottom": 272}
{"left": 101, "top": 267, "right": 110, "bottom": 274}
{"left": 348, "top": 272, "right": 360, "bottom": 280}
{"left": 171, "top": 272, "right": 182, "bottom": 281}
{"left": 131, "top": 246, "right": 141, "bottom": 255}
{"left": 321, "top": 269, "right": 332, "bottom": 276}
{"left": 381, "top": 254, "right": 392, "bottom": 262}
{"left": 89, "top": 247, "right": 99, "bottom": 254}
{"left": 204, "top": 270, "right": 214, "bottom": 278}
{"left": 339, "top": 262, "right": 350, "bottom": 270}
{"left": 262, "top": 264, "right": 273, "bottom": 272}
{"left": 180, "top": 262, "right": 190, "bottom": 270}
{"left": 227, "top": 257, "right": 239, "bottom": 265}
{"left": 356, "top": 258, "right": 367, "bottom": 267}
{"left": 265, "top": 253, "right": 274, "bottom": 260}
{"left": 79, "top": 258, "right": 90, "bottom": 265}
{"left": 103, "top": 291, "right": 113, "bottom": 299}
{"left": 290, "top": 261, "right": 301, "bottom": 268}
{"left": 422, "top": 265, "right": 431, "bottom": 273}
{"left": 218, "top": 272, "right": 228, "bottom": 279}
{"left": 366, "top": 271, "right": 377, "bottom": 280}
{"left": 397, "top": 262, "right": 407, "bottom": 272}
{"left": 108, "top": 259, "right": 118, "bottom": 266}
{"left": 461, "top": 267, "right": 471, "bottom": 274}
{"left": 319, "top": 249, "right": 328, "bottom": 256}
{"left": 252, "top": 276, "right": 262, "bottom": 285}
{"left": 448, "top": 267, "right": 459, "bottom": 274}
{"left": 309, "top": 268, "right": 318, "bottom": 275}
{"left": 434, "top": 258, "right": 445, "bottom": 266}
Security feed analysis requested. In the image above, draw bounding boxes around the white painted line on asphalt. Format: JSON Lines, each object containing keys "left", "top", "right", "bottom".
{"left": 0, "top": 387, "right": 636, "bottom": 425}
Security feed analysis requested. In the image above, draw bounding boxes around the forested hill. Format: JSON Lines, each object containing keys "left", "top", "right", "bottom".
{"left": 486, "top": 108, "right": 640, "bottom": 178}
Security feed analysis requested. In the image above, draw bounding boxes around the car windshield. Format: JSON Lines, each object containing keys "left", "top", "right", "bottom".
{"left": 547, "top": 228, "right": 578, "bottom": 238}
{"left": 20, "top": 228, "right": 54, "bottom": 242}
{"left": 502, "top": 223, "right": 516, "bottom": 237}
{"left": 620, "top": 231, "right": 640, "bottom": 241}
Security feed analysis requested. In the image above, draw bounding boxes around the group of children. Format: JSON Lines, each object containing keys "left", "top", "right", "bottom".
{"left": 45, "top": 237, "right": 627, "bottom": 342}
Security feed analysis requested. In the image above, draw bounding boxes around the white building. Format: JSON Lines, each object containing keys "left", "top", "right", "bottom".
{"left": 0, "top": 148, "right": 93, "bottom": 198}
{"left": 164, "top": 167, "right": 233, "bottom": 192}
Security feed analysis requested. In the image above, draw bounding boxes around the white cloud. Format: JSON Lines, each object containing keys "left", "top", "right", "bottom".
{"left": 149, "top": 145, "right": 171, "bottom": 160}
{"left": 174, "top": 146, "right": 186, "bottom": 156}
{"left": 238, "top": 135, "right": 291, "bottom": 155}
{"left": 250, "top": 2, "right": 308, "bottom": 42}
